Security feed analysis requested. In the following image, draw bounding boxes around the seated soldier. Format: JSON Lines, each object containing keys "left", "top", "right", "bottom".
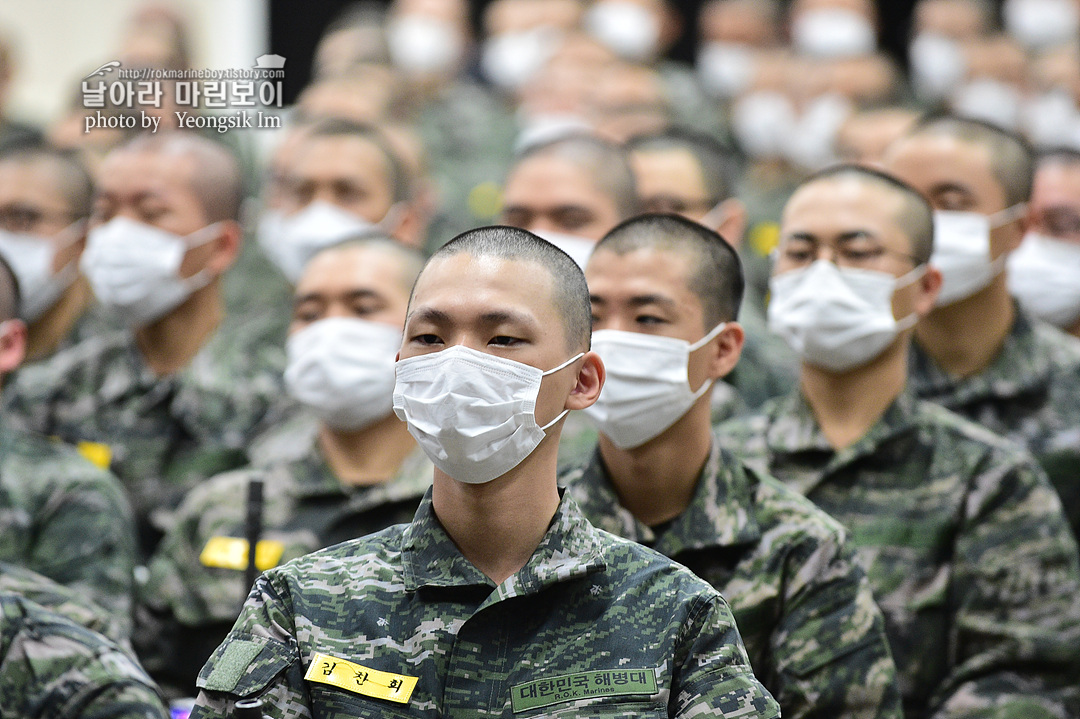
{"left": 0, "top": 590, "right": 167, "bottom": 719}
{"left": 2, "top": 133, "right": 287, "bottom": 560}
{"left": 720, "top": 164, "right": 1080, "bottom": 718}
{"left": 137, "top": 237, "right": 433, "bottom": 698}
{"left": 562, "top": 213, "right": 901, "bottom": 718}
{"left": 0, "top": 254, "right": 137, "bottom": 636}
{"left": 192, "top": 227, "right": 780, "bottom": 718}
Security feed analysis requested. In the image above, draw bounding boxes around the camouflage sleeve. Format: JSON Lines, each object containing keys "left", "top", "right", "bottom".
{"left": 192, "top": 573, "right": 308, "bottom": 719}
{"left": 765, "top": 529, "right": 903, "bottom": 719}
{"left": 930, "top": 453, "right": 1080, "bottom": 716}
{"left": 1, "top": 599, "right": 168, "bottom": 719}
{"left": 671, "top": 594, "right": 781, "bottom": 718}
{"left": 29, "top": 457, "right": 138, "bottom": 636}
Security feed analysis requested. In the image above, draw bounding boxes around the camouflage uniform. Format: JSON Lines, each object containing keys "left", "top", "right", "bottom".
{"left": 2, "top": 315, "right": 289, "bottom": 560}
{"left": 910, "top": 308, "right": 1080, "bottom": 541}
{"left": 137, "top": 431, "right": 432, "bottom": 698}
{"left": 0, "top": 591, "right": 167, "bottom": 719}
{"left": 560, "top": 440, "right": 902, "bottom": 719}
{"left": 0, "top": 563, "right": 127, "bottom": 645}
{"left": 192, "top": 489, "right": 781, "bottom": 718}
{"left": 556, "top": 381, "right": 745, "bottom": 471}
{"left": 719, "top": 389, "right": 1080, "bottom": 719}
{"left": 0, "top": 422, "right": 137, "bottom": 636}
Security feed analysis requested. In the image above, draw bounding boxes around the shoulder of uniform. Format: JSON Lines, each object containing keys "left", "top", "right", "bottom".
{"left": 911, "top": 399, "right": 1031, "bottom": 458}
{"left": 749, "top": 468, "right": 849, "bottom": 541}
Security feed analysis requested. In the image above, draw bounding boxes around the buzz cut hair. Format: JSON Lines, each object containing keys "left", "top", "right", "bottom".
{"left": 0, "top": 253, "right": 20, "bottom": 322}
{"left": 1036, "top": 146, "right": 1080, "bottom": 170}
{"left": 0, "top": 146, "right": 94, "bottom": 219}
{"left": 304, "top": 118, "right": 411, "bottom": 204}
{"left": 627, "top": 128, "right": 740, "bottom": 205}
{"left": 800, "top": 163, "right": 935, "bottom": 265}
{"left": 908, "top": 113, "right": 1035, "bottom": 207}
{"left": 417, "top": 225, "right": 592, "bottom": 352}
{"left": 511, "top": 133, "right": 640, "bottom": 220}
{"left": 594, "top": 213, "right": 744, "bottom": 328}
{"left": 120, "top": 132, "right": 243, "bottom": 223}
{"left": 310, "top": 234, "right": 426, "bottom": 294}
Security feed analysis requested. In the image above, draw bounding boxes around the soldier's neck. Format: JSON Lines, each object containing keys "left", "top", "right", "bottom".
{"left": 1066, "top": 314, "right": 1080, "bottom": 340}
{"left": 431, "top": 440, "right": 562, "bottom": 585}
{"left": 598, "top": 401, "right": 712, "bottom": 527}
{"left": 914, "top": 279, "right": 1015, "bottom": 379}
{"left": 135, "top": 282, "right": 223, "bottom": 377}
{"left": 800, "top": 343, "right": 907, "bottom": 450}
{"left": 319, "top": 415, "right": 417, "bottom": 487}
{"left": 25, "top": 278, "right": 91, "bottom": 362}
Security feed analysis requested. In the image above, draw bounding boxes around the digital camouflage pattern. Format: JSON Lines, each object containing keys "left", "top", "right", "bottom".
{"left": 910, "top": 308, "right": 1080, "bottom": 540}
{"left": 2, "top": 315, "right": 289, "bottom": 559}
{"left": 0, "top": 423, "right": 137, "bottom": 636}
{"left": 0, "top": 562, "right": 128, "bottom": 647}
{"left": 0, "top": 591, "right": 167, "bottom": 719}
{"left": 556, "top": 380, "right": 745, "bottom": 471}
{"left": 719, "top": 389, "right": 1080, "bottom": 719}
{"left": 560, "top": 440, "right": 902, "bottom": 719}
{"left": 193, "top": 490, "right": 781, "bottom": 718}
{"left": 137, "top": 434, "right": 432, "bottom": 698}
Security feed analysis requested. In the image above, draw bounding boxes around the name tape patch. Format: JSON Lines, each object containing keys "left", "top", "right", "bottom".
{"left": 511, "top": 668, "right": 657, "bottom": 713}
{"left": 304, "top": 652, "right": 418, "bottom": 705}
{"left": 199, "top": 536, "right": 284, "bottom": 572}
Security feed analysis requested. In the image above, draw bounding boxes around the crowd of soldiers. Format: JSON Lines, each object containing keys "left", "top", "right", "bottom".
{"left": 1, "top": 0, "right": 1080, "bottom": 717}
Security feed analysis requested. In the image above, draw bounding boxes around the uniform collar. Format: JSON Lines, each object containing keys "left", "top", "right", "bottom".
{"left": 909, "top": 306, "right": 1053, "bottom": 406}
{"left": 763, "top": 388, "right": 921, "bottom": 495}
{"left": 400, "top": 488, "right": 607, "bottom": 600}
{"left": 566, "top": 440, "right": 763, "bottom": 556}
{"left": 292, "top": 442, "right": 433, "bottom": 508}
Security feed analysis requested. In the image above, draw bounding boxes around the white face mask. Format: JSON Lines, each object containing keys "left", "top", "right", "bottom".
{"left": 583, "top": 323, "right": 726, "bottom": 449}
{"left": 264, "top": 201, "right": 396, "bottom": 283}
{"left": 792, "top": 8, "right": 876, "bottom": 57}
{"left": 533, "top": 230, "right": 596, "bottom": 270}
{"left": 1008, "top": 231, "right": 1080, "bottom": 328}
{"left": 1004, "top": 0, "right": 1080, "bottom": 50}
{"left": 285, "top": 317, "right": 403, "bottom": 431}
{"left": 80, "top": 217, "right": 218, "bottom": 327}
{"left": 697, "top": 41, "right": 757, "bottom": 99}
{"left": 950, "top": 78, "right": 1023, "bottom": 132}
{"left": 768, "top": 260, "right": 923, "bottom": 373}
{"left": 387, "top": 15, "right": 464, "bottom": 76}
{"left": 0, "top": 223, "right": 81, "bottom": 323}
{"left": 482, "top": 27, "right": 560, "bottom": 91}
{"left": 393, "top": 344, "right": 583, "bottom": 484}
{"left": 909, "top": 32, "right": 967, "bottom": 101}
{"left": 783, "top": 93, "right": 852, "bottom": 171}
{"left": 585, "top": 1, "right": 661, "bottom": 61}
{"left": 731, "top": 90, "right": 797, "bottom": 159}
{"left": 932, "top": 206, "right": 1025, "bottom": 306}
{"left": 1022, "top": 90, "right": 1080, "bottom": 150}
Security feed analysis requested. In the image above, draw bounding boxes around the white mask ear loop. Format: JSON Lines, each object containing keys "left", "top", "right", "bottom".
{"left": 179, "top": 221, "right": 226, "bottom": 291}
{"left": 538, "top": 351, "right": 585, "bottom": 431}
{"left": 685, "top": 322, "right": 729, "bottom": 398}
{"left": 893, "top": 264, "right": 927, "bottom": 331}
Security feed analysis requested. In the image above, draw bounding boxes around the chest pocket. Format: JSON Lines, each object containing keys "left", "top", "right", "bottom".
{"left": 518, "top": 698, "right": 665, "bottom": 718}
{"left": 308, "top": 685, "right": 417, "bottom": 719}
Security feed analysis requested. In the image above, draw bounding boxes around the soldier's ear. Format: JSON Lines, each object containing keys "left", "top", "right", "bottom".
{"left": 0, "top": 319, "right": 27, "bottom": 377}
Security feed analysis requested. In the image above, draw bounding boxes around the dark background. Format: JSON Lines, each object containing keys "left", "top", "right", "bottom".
{"left": 269, "top": 0, "right": 923, "bottom": 105}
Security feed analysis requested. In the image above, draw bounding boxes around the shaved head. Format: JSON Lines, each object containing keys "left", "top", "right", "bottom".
{"left": 118, "top": 133, "right": 243, "bottom": 222}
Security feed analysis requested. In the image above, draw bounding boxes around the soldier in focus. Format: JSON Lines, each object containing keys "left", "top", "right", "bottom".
{"left": 193, "top": 227, "right": 780, "bottom": 718}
